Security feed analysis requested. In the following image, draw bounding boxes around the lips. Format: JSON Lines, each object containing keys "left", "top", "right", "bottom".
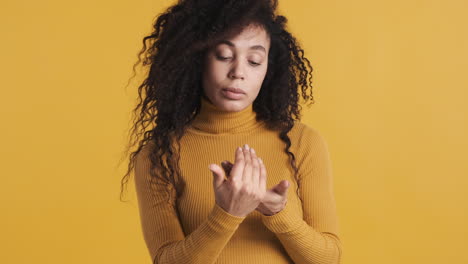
{"left": 223, "top": 87, "right": 245, "bottom": 94}
{"left": 221, "top": 87, "right": 245, "bottom": 100}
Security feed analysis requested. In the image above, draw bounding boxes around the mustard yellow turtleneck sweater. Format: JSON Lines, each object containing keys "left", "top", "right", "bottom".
{"left": 134, "top": 97, "right": 342, "bottom": 264}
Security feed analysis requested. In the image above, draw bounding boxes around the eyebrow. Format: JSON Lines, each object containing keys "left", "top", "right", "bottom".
{"left": 216, "top": 40, "right": 266, "bottom": 53}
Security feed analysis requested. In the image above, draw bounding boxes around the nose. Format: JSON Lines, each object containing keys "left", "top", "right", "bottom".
{"left": 228, "top": 59, "right": 245, "bottom": 80}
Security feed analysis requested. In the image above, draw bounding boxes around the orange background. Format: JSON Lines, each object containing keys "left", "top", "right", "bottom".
{"left": 1, "top": 0, "right": 467, "bottom": 263}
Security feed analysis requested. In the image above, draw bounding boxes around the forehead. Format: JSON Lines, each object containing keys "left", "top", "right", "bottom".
{"left": 216, "top": 25, "right": 270, "bottom": 51}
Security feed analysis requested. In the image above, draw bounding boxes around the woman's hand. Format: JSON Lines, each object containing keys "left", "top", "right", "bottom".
{"left": 220, "top": 152, "right": 290, "bottom": 216}
{"left": 209, "top": 144, "right": 266, "bottom": 218}
{"left": 255, "top": 180, "right": 289, "bottom": 216}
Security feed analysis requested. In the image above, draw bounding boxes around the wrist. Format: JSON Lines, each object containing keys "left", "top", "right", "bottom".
{"left": 260, "top": 200, "right": 302, "bottom": 233}
{"left": 257, "top": 199, "right": 287, "bottom": 216}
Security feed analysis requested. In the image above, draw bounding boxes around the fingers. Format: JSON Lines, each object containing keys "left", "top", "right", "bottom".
{"left": 221, "top": 160, "right": 233, "bottom": 176}
{"left": 242, "top": 144, "right": 253, "bottom": 185}
{"left": 272, "top": 180, "right": 290, "bottom": 195}
{"left": 209, "top": 164, "right": 225, "bottom": 189}
{"left": 229, "top": 147, "right": 244, "bottom": 182}
{"left": 249, "top": 147, "right": 260, "bottom": 189}
{"left": 228, "top": 145, "right": 264, "bottom": 192}
{"left": 258, "top": 157, "right": 267, "bottom": 192}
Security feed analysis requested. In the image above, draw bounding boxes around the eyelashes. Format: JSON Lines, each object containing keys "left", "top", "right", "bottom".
{"left": 216, "top": 55, "right": 230, "bottom": 60}
{"left": 216, "top": 55, "right": 262, "bottom": 66}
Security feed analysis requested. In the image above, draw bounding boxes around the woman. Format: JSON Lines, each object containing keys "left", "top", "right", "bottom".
{"left": 120, "top": 0, "right": 342, "bottom": 263}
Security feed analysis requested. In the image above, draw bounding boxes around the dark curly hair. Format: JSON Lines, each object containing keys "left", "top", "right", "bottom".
{"left": 119, "top": 0, "right": 315, "bottom": 203}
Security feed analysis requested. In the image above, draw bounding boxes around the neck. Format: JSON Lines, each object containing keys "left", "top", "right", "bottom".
{"left": 189, "top": 96, "right": 262, "bottom": 134}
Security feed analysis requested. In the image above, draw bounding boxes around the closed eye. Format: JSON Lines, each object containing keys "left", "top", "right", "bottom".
{"left": 216, "top": 55, "right": 231, "bottom": 61}
{"left": 216, "top": 55, "right": 261, "bottom": 66}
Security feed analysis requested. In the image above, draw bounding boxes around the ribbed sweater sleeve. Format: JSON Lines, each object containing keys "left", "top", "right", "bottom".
{"left": 134, "top": 146, "right": 246, "bottom": 264}
{"left": 260, "top": 125, "right": 343, "bottom": 264}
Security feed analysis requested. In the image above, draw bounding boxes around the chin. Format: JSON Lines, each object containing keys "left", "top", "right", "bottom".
{"left": 216, "top": 99, "right": 248, "bottom": 112}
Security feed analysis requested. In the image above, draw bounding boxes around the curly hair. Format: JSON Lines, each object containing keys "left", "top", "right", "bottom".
{"left": 119, "top": 0, "right": 315, "bottom": 203}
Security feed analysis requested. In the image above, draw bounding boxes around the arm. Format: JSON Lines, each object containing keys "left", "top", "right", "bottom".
{"left": 134, "top": 146, "right": 245, "bottom": 264}
{"left": 260, "top": 126, "right": 343, "bottom": 264}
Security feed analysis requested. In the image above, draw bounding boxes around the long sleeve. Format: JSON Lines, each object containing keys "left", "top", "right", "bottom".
{"left": 134, "top": 146, "right": 246, "bottom": 264}
{"left": 260, "top": 126, "right": 343, "bottom": 264}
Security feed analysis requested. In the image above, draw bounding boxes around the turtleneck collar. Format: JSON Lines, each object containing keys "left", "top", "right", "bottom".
{"left": 189, "top": 96, "right": 262, "bottom": 134}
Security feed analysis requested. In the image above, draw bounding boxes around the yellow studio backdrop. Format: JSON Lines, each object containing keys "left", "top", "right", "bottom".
{"left": 1, "top": 0, "right": 467, "bottom": 263}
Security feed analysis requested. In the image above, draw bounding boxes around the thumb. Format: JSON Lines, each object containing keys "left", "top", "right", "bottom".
{"left": 209, "top": 164, "right": 225, "bottom": 189}
{"left": 272, "top": 180, "right": 290, "bottom": 195}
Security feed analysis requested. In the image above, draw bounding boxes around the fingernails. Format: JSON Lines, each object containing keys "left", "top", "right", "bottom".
{"left": 258, "top": 157, "right": 263, "bottom": 163}
{"left": 251, "top": 148, "right": 256, "bottom": 154}
{"left": 244, "top": 144, "right": 250, "bottom": 150}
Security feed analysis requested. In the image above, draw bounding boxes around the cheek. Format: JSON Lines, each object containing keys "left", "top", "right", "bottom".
{"left": 254, "top": 67, "right": 268, "bottom": 86}
{"left": 202, "top": 64, "right": 222, "bottom": 93}
{"left": 207, "top": 62, "right": 226, "bottom": 83}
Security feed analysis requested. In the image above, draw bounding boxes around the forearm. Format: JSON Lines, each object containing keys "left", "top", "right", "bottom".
{"left": 153, "top": 204, "right": 245, "bottom": 264}
{"left": 261, "top": 203, "right": 342, "bottom": 264}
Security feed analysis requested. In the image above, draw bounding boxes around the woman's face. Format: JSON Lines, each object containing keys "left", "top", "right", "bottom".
{"left": 202, "top": 24, "right": 270, "bottom": 112}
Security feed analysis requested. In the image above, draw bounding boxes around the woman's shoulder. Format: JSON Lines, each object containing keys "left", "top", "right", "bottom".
{"left": 134, "top": 140, "right": 157, "bottom": 166}
{"left": 289, "top": 121, "right": 331, "bottom": 166}
{"left": 289, "top": 120, "right": 326, "bottom": 144}
{"left": 289, "top": 121, "right": 331, "bottom": 157}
